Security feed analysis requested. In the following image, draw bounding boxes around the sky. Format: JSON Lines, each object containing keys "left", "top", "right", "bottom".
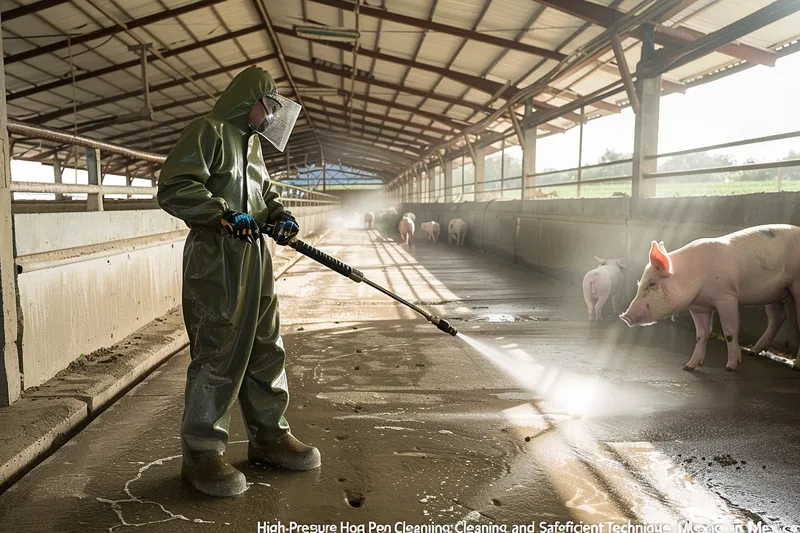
{"left": 10, "top": 50, "right": 800, "bottom": 190}
{"left": 535, "top": 51, "right": 800, "bottom": 172}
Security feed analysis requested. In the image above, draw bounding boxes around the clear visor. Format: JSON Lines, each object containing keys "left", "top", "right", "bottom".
{"left": 256, "top": 93, "right": 301, "bottom": 153}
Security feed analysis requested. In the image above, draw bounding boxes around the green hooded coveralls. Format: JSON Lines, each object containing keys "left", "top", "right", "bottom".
{"left": 157, "top": 66, "right": 291, "bottom": 459}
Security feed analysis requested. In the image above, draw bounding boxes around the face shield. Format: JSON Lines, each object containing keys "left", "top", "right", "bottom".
{"left": 250, "top": 93, "right": 302, "bottom": 153}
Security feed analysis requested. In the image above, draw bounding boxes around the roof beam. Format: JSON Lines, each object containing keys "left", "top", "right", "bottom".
{"left": 305, "top": 107, "right": 439, "bottom": 146}
{"left": 302, "top": 97, "right": 454, "bottom": 137}
{"left": 534, "top": 0, "right": 620, "bottom": 27}
{"left": 278, "top": 26, "right": 520, "bottom": 97}
{"left": 1, "top": 0, "right": 70, "bottom": 21}
{"left": 536, "top": 0, "right": 776, "bottom": 66}
{"left": 306, "top": 0, "right": 566, "bottom": 61}
{"left": 4, "top": 0, "right": 227, "bottom": 65}
{"left": 291, "top": 77, "right": 464, "bottom": 131}
{"left": 642, "top": 0, "right": 798, "bottom": 76}
{"left": 27, "top": 52, "right": 278, "bottom": 125}
{"left": 653, "top": 24, "right": 776, "bottom": 66}
{"left": 252, "top": 0, "right": 324, "bottom": 156}
{"left": 319, "top": 136, "right": 417, "bottom": 164}
{"left": 540, "top": 88, "right": 622, "bottom": 113}
{"left": 7, "top": 24, "right": 264, "bottom": 102}
{"left": 286, "top": 56, "right": 491, "bottom": 114}
{"left": 611, "top": 36, "right": 640, "bottom": 114}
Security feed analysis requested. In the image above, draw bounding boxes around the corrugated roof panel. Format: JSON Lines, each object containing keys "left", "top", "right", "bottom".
{"left": 315, "top": 72, "right": 345, "bottom": 89}
{"left": 519, "top": 13, "right": 584, "bottom": 51}
{"left": 430, "top": 0, "right": 486, "bottom": 29}
{"left": 454, "top": 87, "right": 488, "bottom": 109}
{"left": 451, "top": 40, "right": 506, "bottom": 77}
{"left": 515, "top": 58, "right": 560, "bottom": 88}
{"left": 568, "top": 68, "right": 621, "bottom": 98}
{"left": 369, "top": 60, "right": 407, "bottom": 82}
{"left": 373, "top": 20, "right": 427, "bottom": 58}
{"left": 488, "top": 49, "right": 545, "bottom": 85}
{"left": 280, "top": 34, "right": 314, "bottom": 60}
{"left": 667, "top": 51, "right": 740, "bottom": 82}
{"left": 558, "top": 25, "right": 605, "bottom": 56}
{"left": 415, "top": 32, "right": 467, "bottom": 69}
{"left": 394, "top": 94, "right": 425, "bottom": 109}
{"left": 430, "top": 77, "right": 471, "bottom": 99}
{"left": 312, "top": 45, "right": 344, "bottom": 66}
{"left": 743, "top": 12, "right": 800, "bottom": 49}
{"left": 679, "top": 0, "right": 773, "bottom": 35}
{"left": 404, "top": 69, "right": 448, "bottom": 93}
{"left": 268, "top": 0, "right": 318, "bottom": 26}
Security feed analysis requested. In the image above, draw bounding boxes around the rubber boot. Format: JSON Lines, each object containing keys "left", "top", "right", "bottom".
{"left": 181, "top": 452, "right": 248, "bottom": 497}
{"left": 248, "top": 433, "right": 321, "bottom": 471}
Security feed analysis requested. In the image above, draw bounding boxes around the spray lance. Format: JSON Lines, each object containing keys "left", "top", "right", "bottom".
{"left": 260, "top": 222, "right": 458, "bottom": 337}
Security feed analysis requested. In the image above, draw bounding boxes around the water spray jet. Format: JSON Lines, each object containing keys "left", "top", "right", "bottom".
{"left": 261, "top": 223, "right": 459, "bottom": 337}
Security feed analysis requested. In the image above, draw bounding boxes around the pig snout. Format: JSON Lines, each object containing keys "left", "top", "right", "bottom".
{"left": 619, "top": 300, "right": 653, "bottom": 327}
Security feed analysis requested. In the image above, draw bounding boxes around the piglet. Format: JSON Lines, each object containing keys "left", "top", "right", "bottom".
{"left": 620, "top": 225, "right": 800, "bottom": 371}
{"left": 582, "top": 257, "right": 627, "bottom": 321}
{"left": 364, "top": 212, "right": 374, "bottom": 230}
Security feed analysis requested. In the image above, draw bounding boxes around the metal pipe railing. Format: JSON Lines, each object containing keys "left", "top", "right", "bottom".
{"left": 645, "top": 158, "right": 800, "bottom": 180}
{"left": 648, "top": 130, "right": 800, "bottom": 160}
{"left": 7, "top": 120, "right": 167, "bottom": 164}
{"left": 10, "top": 182, "right": 157, "bottom": 195}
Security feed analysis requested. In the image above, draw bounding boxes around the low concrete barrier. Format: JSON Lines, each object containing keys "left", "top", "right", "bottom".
{"left": 13, "top": 205, "right": 335, "bottom": 389}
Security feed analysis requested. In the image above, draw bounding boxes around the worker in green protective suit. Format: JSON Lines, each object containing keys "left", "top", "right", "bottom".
{"left": 157, "top": 65, "right": 320, "bottom": 498}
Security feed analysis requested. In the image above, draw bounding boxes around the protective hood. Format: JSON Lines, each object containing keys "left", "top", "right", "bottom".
{"left": 208, "top": 65, "right": 277, "bottom": 131}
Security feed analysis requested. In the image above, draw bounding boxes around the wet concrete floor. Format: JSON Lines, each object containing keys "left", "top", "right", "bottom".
{"left": 2, "top": 227, "right": 800, "bottom": 531}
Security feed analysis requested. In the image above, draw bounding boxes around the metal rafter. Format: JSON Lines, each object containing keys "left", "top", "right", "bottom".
{"left": 286, "top": 56, "right": 490, "bottom": 114}
{"left": 535, "top": 0, "right": 777, "bottom": 65}
{"left": 4, "top": 0, "right": 227, "bottom": 65}
{"left": 411, "top": 0, "right": 494, "bottom": 138}
{"left": 306, "top": 0, "right": 566, "bottom": 61}
{"left": 28, "top": 52, "right": 279, "bottom": 125}
{"left": 279, "top": 26, "right": 521, "bottom": 98}
{"left": 372, "top": 0, "right": 437, "bottom": 148}
{"left": 292, "top": 77, "right": 463, "bottom": 132}
{"left": 641, "top": 0, "right": 800, "bottom": 76}
{"left": 302, "top": 98, "right": 454, "bottom": 137}
{"left": 305, "top": 107, "right": 439, "bottom": 146}
{"left": 7, "top": 24, "right": 264, "bottom": 103}
{"left": 1, "top": 0, "right": 70, "bottom": 21}
{"left": 252, "top": 0, "right": 324, "bottom": 159}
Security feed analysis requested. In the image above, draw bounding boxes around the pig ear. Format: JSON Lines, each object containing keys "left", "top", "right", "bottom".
{"left": 594, "top": 256, "right": 606, "bottom": 265}
{"left": 617, "top": 258, "right": 627, "bottom": 269}
{"left": 649, "top": 241, "right": 672, "bottom": 275}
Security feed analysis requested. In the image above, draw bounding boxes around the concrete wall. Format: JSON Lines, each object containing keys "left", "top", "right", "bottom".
{"left": 13, "top": 206, "right": 334, "bottom": 389}
{"left": 330, "top": 190, "right": 389, "bottom": 216}
{"left": 403, "top": 193, "right": 800, "bottom": 354}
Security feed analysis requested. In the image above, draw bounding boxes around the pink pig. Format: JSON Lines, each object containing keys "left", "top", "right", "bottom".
{"left": 582, "top": 257, "right": 627, "bottom": 321}
{"left": 620, "top": 224, "right": 800, "bottom": 371}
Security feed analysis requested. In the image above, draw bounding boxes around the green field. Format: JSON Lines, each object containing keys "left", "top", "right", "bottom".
{"left": 536, "top": 179, "right": 800, "bottom": 199}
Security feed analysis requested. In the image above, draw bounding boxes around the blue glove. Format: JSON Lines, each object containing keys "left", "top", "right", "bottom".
{"left": 271, "top": 210, "right": 299, "bottom": 246}
{"left": 221, "top": 210, "right": 259, "bottom": 244}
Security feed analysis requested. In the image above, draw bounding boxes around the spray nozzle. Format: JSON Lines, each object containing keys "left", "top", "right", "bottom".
{"left": 431, "top": 316, "right": 458, "bottom": 336}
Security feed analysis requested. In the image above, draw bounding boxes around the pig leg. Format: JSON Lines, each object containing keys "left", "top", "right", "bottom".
{"left": 611, "top": 292, "right": 620, "bottom": 316}
{"left": 750, "top": 303, "right": 786, "bottom": 355}
{"left": 790, "top": 284, "right": 800, "bottom": 369}
{"left": 685, "top": 310, "right": 712, "bottom": 371}
{"left": 594, "top": 294, "right": 608, "bottom": 322}
{"left": 716, "top": 301, "right": 742, "bottom": 371}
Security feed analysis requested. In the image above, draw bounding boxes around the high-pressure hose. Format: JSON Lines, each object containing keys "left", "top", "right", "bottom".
{"left": 262, "top": 223, "right": 458, "bottom": 337}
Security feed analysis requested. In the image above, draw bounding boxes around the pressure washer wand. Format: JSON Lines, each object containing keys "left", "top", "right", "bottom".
{"left": 261, "top": 223, "right": 458, "bottom": 336}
